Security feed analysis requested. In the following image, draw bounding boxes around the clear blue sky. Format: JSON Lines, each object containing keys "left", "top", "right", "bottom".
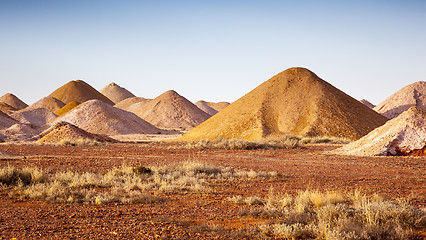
{"left": 1, "top": 0, "right": 425, "bottom": 105}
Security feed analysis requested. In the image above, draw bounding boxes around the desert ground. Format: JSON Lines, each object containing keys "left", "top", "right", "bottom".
{"left": 0, "top": 142, "right": 424, "bottom": 239}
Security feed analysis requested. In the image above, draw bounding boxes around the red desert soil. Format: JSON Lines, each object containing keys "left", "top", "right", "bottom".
{"left": 0, "top": 143, "right": 424, "bottom": 239}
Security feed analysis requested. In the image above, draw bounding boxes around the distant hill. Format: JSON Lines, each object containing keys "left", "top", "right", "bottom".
{"left": 48, "top": 80, "right": 114, "bottom": 105}
{"left": 99, "top": 82, "right": 136, "bottom": 104}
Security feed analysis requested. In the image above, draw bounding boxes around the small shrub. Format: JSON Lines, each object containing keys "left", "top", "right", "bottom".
{"left": 59, "top": 138, "right": 103, "bottom": 146}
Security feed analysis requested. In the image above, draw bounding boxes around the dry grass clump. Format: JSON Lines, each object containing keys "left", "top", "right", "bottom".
{"left": 1, "top": 162, "right": 277, "bottom": 204}
{"left": 230, "top": 190, "right": 426, "bottom": 239}
{"left": 178, "top": 136, "right": 300, "bottom": 150}
{"left": 58, "top": 138, "right": 104, "bottom": 146}
{"left": 299, "top": 136, "right": 351, "bottom": 145}
{"left": 0, "top": 166, "right": 48, "bottom": 186}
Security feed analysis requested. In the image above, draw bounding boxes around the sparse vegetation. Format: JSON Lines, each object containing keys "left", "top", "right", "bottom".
{"left": 176, "top": 135, "right": 349, "bottom": 150}
{"left": 177, "top": 136, "right": 300, "bottom": 150}
{"left": 1, "top": 162, "right": 278, "bottom": 204}
{"left": 229, "top": 189, "right": 426, "bottom": 239}
{"left": 58, "top": 138, "right": 104, "bottom": 146}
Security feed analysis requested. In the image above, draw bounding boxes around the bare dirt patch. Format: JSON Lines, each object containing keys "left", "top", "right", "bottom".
{"left": 0, "top": 143, "right": 424, "bottom": 239}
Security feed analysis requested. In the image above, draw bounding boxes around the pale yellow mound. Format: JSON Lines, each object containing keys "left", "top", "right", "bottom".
{"left": 333, "top": 106, "right": 426, "bottom": 156}
{"left": 179, "top": 67, "right": 388, "bottom": 142}
{"left": 25, "top": 96, "right": 65, "bottom": 112}
{"left": 114, "top": 97, "right": 151, "bottom": 112}
{"left": 203, "top": 101, "right": 230, "bottom": 111}
{"left": 48, "top": 80, "right": 114, "bottom": 105}
{"left": 374, "top": 81, "right": 426, "bottom": 119}
{"left": 133, "top": 90, "right": 211, "bottom": 130}
{"left": 195, "top": 101, "right": 218, "bottom": 116}
{"left": 55, "top": 101, "right": 80, "bottom": 116}
{"left": 99, "top": 82, "right": 136, "bottom": 104}
{"left": 37, "top": 122, "right": 117, "bottom": 144}
{"left": 0, "top": 93, "right": 28, "bottom": 110}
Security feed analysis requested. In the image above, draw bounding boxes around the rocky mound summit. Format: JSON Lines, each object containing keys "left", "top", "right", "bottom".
{"left": 333, "top": 106, "right": 426, "bottom": 156}
{"left": 36, "top": 122, "right": 117, "bottom": 144}
{"left": 25, "top": 97, "right": 65, "bottom": 112}
{"left": 48, "top": 80, "right": 114, "bottom": 105}
{"left": 179, "top": 67, "right": 388, "bottom": 141}
{"left": 195, "top": 101, "right": 218, "bottom": 116}
{"left": 99, "top": 82, "right": 136, "bottom": 104}
{"left": 51, "top": 99, "right": 161, "bottom": 136}
{"left": 0, "top": 93, "right": 28, "bottom": 110}
{"left": 133, "top": 90, "right": 211, "bottom": 130}
{"left": 373, "top": 81, "right": 426, "bottom": 119}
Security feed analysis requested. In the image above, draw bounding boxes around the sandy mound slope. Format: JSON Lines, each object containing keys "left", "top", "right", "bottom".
{"left": 1, "top": 123, "right": 39, "bottom": 140}
{"left": 179, "top": 67, "right": 388, "bottom": 141}
{"left": 10, "top": 108, "right": 58, "bottom": 127}
{"left": 373, "top": 81, "right": 426, "bottom": 119}
{"left": 0, "top": 102, "right": 17, "bottom": 113}
{"left": 0, "top": 111, "right": 19, "bottom": 129}
{"left": 51, "top": 99, "right": 161, "bottom": 135}
{"left": 48, "top": 80, "right": 114, "bottom": 105}
{"left": 333, "top": 106, "right": 426, "bottom": 156}
{"left": 0, "top": 93, "right": 28, "bottom": 110}
{"left": 25, "top": 97, "right": 65, "bottom": 112}
{"left": 134, "top": 90, "right": 211, "bottom": 130}
{"left": 99, "top": 82, "right": 136, "bottom": 104}
{"left": 195, "top": 101, "right": 218, "bottom": 116}
{"left": 36, "top": 122, "right": 117, "bottom": 144}
{"left": 55, "top": 101, "right": 80, "bottom": 116}
{"left": 359, "top": 99, "right": 375, "bottom": 109}
{"left": 114, "top": 97, "right": 151, "bottom": 112}
{"left": 203, "top": 101, "right": 230, "bottom": 111}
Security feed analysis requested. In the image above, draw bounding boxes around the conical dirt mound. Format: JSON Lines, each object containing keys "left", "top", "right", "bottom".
{"left": 333, "top": 106, "right": 426, "bottom": 156}
{"left": 204, "top": 101, "right": 230, "bottom": 111}
{"left": 26, "top": 97, "right": 65, "bottom": 112}
{"left": 0, "top": 111, "right": 19, "bottom": 130}
{"left": 134, "top": 90, "right": 211, "bottom": 130}
{"left": 11, "top": 108, "right": 58, "bottom": 127}
{"left": 0, "top": 102, "right": 17, "bottom": 112}
{"left": 51, "top": 99, "right": 161, "bottom": 135}
{"left": 179, "top": 67, "right": 388, "bottom": 141}
{"left": 55, "top": 101, "right": 80, "bottom": 116}
{"left": 48, "top": 80, "right": 114, "bottom": 105}
{"left": 0, "top": 93, "right": 28, "bottom": 110}
{"left": 373, "top": 81, "right": 426, "bottom": 119}
{"left": 114, "top": 97, "right": 151, "bottom": 112}
{"left": 195, "top": 101, "right": 218, "bottom": 116}
{"left": 359, "top": 99, "right": 375, "bottom": 109}
{"left": 36, "top": 122, "right": 117, "bottom": 144}
{"left": 99, "top": 82, "right": 136, "bottom": 104}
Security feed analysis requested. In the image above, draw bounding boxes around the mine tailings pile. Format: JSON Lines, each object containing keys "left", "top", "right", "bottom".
{"left": 374, "top": 81, "right": 426, "bottom": 119}
{"left": 179, "top": 67, "right": 388, "bottom": 142}
{"left": 333, "top": 106, "right": 426, "bottom": 156}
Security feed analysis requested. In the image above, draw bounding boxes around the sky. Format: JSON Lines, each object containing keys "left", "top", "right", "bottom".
{"left": 1, "top": 0, "right": 425, "bottom": 106}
